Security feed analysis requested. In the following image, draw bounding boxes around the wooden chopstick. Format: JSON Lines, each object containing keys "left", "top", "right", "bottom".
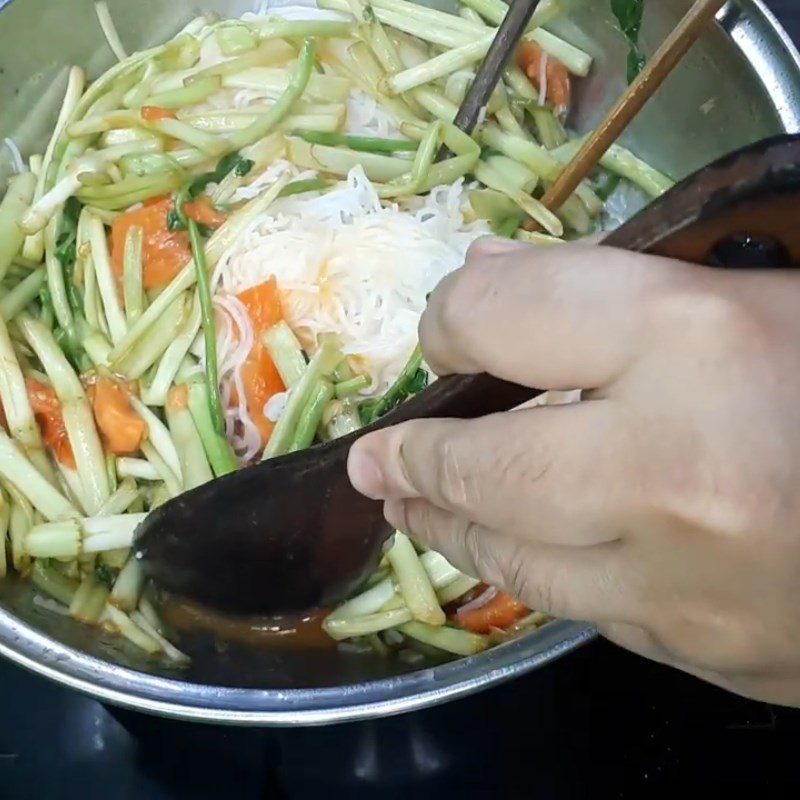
{"left": 538, "top": 0, "right": 728, "bottom": 217}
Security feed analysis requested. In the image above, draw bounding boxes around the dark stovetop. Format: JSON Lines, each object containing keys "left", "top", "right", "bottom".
{"left": 3, "top": 3, "right": 800, "bottom": 798}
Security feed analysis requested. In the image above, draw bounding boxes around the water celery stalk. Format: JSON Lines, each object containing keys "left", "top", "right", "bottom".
{"left": 288, "top": 378, "right": 335, "bottom": 452}
{"left": 293, "top": 130, "right": 417, "bottom": 153}
{"left": 0, "top": 172, "right": 37, "bottom": 282}
{"left": 385, "top": 33, "right": 493, "bottom": 94}
{"left": 144, "top": 75, "right": 222, "bottom": 109}
{"left": 166, "top": 385, "right": 214, "bottom": 490}
{"left": 0, "top": 431, "right": 78, "bottom": 521}
{"left": 17, "top": 315, "right": 110, "bottom": 513}
{"left": 187, "top": 218, "right": 225, "bottom": 437}
{"left": 387, "top": 531, "right": 446, "bottom": 626}
{"left": 122, "top": 224, "right": 145, "bottom": 324}
{"left": 225, "top": 38, "right": 317, "bottom": 152}
{"left": 262, "top": 338, "right": 343, "bottom": 459}
{"left": 0, "top": 313, "right": 54, "bottom": 483}
{"left": 398, "top": 619, "right": 489, "bottom": 655}
{"left": 86, "top": 211, "right": 127, "bottom": 344}
{"left": 0, "top": 270, "right": 46, "bottom": 321}
{"left": 186, "top": 381, "right": 238, "bottom": 477}
{"left": 262, "top": 321, "right": 308, "bottom": 388}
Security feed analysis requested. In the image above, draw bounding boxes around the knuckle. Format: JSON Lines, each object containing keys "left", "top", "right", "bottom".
{"left": 431, "top": 432, "right": 471, "bottom": 510}
{"left": 428, "top": 261, "right": 498, "bottom": 358}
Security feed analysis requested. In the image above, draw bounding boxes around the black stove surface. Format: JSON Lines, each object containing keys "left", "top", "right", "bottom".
{"left": 2, "top": 2, "right": 800, "bottom": 798}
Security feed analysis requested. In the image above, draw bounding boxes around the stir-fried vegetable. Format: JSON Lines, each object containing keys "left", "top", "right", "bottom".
{"left": 0, "top": 0, "right": 669, "bottom": 664}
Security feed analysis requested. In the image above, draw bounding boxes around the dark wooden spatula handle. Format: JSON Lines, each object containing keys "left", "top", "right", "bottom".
{"left": 136, "top": 135, "right": 800, "bottom": 615}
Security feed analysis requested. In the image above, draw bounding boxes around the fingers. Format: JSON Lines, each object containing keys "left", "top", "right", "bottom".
{"left": 421, "top": 240, "right": 688, "bottom": 391}
{"left": 385, "top": 497, "right": 633, "bottom": 623}
{"left": 348, "top": 401, "right": 638, "bottom": 547}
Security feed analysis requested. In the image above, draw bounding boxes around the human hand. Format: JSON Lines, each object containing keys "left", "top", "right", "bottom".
{"left": 347, "top": 237, "right": 800, "bottom": 707}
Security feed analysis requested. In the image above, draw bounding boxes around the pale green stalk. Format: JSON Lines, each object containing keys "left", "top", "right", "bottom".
{"left": 165, "top": 394, "right": 213, "bottom": 490}
{"left": 44, "top": 216, "right": 76, "bottom": 343}
{"left": 105, "top": 604, "right": 161, "bottom": 654}
{"left": 31, "top": 560, "right": 79, "bottom": 605}
{"left": 385, "top": 33, "right": 492, "bottom": 94}
{"left": 19, "top": 316, "right": 110, "bottom": 512}
{"left": 553, "top": 138, "right": 675, "bottom": 198}
{"left": 86, "top": 211, "right": 127, "bottom": 344}
{"left": 249, "top": 18, "right": 353, "bottom": 39}
{"left": 326, "top": 578, "right": 398, "bottom": 621}
{"left": 515, "top": 229, "right": 566, "bottom": 246}
{"left": 399, "top": 620, "right": 489, "bottom": 655}
{"left": 437, "top": 573, "right": 481, "bottom": 605}
{"left": 96, "top": 478, "right": 140, "bottom": 515}
{"left": 225, "top": 38, "right": 316, "bottom": 152}
{"left": 262, "top": 321, "right": 306, "bottom": 388}
{"left": 474, "top": 160, "right": 563, "bottom": 237}
{"left": 140, "top": 294, "right": 200, "bottom": 406}
{"left": 387, "top": 532, "right": 445, "bottom": 625}
{"left": 144, "top": 75, "right": 222, "bottom": 109}
{"left": 223, "top": 68, "right": 351, "bottom": 103}
{"left": 130, "top": 610, "right": 190, "bottom": 664}
{"left": 0, "top": 269, "right": 45, "bottom": 320}
{"left": 0, "top": 172, "right": 37, "bottom": 282}
{"left": 0, "top": 431, "right": 78, "bottom": 521}
{"left": 94, "top": 1, "right": 128, "bottom": 61}
{"left": 116, "top": 457, "right": 160, "bottom": 482}
{"left": 82, "top": 331, "right": 113, "bottom": 367}
{"left": 262, "top": 338, "right": 343, "bottom": 459}
{"left": 112, "top": 291, "right": 187, "bottom": 379}
{"left": 128, "top": 394, "right": 183, "bottom": 483}
{"left": 0, "top": 313, "right": 54, "bottom": 482}
{"left": 4, "top": 480, "right": 34, "bottom": 572}
{"left": 524, "top": 28, "right": 592, "bottom": 77}
{"left": 109, "top": 556, "right": 144, "bottom": 611}
{"left": 287, "top": 137, "right": 409, "bottom": 182}
{"left": 56, "top": 462, "right": 90, "bottom": 515}
{"left": 78, "top": 208, "right": 103, "bottom": 333}
{"left": 70, "top": 572, "right": 110, "bottom": 623}
{"left": 141, "top": 441, "right": 182, "bottom": 497}
{"left": 324, "top": 607, "right": 413, "bottom": 640}
{"left": 123, "top": 224, "right": 145, "bottom": 324}
{"left": 23, "top": 66, "right": 86, "bottom": 263}
{"left": 81, "top": 513, "right": 145, "bottom": 553}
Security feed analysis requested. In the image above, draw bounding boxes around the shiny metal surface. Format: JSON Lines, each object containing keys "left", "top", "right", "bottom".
{"left": 0, "top": 0, "right": 798, "bottom": 725}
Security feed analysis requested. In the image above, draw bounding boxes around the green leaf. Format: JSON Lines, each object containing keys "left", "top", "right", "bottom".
{"left": 610, "top": 0, "right": 646, "bottom": 83}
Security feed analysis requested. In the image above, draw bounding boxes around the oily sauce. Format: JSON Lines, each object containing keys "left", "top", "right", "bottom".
{"left": 161, "top": 597, "right": 336, "bottom": 650}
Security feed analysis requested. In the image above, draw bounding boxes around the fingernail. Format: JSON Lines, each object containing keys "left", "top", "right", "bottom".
{"left": 347, "top": 446, "right": 386, "bottom": 499}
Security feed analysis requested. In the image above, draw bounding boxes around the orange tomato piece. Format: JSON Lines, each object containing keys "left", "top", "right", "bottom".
{"left": 86, "top": 378, "right": 147, "bottom": 457}
{"left": 110, "top": 196, "right": 191, "bottom": 290}
{"left": 26, "top": 377, "right": 75, "bottom": 468}
{"left": 237, "top": 278, "right": 284, "bottom": 332}
{"left": 184, "top": 197, "right": 227, "bottom": 229}
{"left": 517, "top": 41, "right": 571, "bottom": 113}
{"left": 452, "top": 589, "right": 530, "bottom": 634}
{"left": 239, "top": 344, "right": 285, "bottom": 445}
{"left": 141, "top": 106, "right": 177, "bottom": 122}
{"left": 234, "top": 278, "right": 287, "bottom": 447}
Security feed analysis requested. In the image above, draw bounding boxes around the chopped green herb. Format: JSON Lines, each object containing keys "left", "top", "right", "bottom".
{"left": 360, "top": 346, "right": 428, "bottom": 425}
{"left": 169, "top": 151, "right": 254, "bottom": 230}
{"left": 611, "top": 0, "right": 646, "bottom": 83}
